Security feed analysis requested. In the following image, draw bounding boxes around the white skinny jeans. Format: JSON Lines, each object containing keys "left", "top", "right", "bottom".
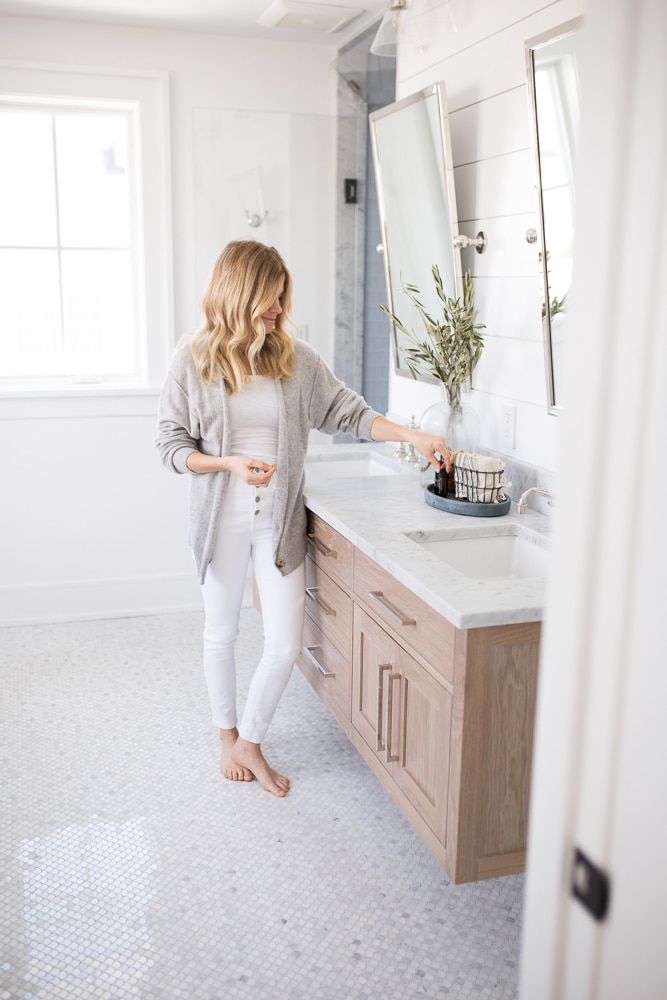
{"left": 200, "top": 471, "right": 306, "bottom": 744}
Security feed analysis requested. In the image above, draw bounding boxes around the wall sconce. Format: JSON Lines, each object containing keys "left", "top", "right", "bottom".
{"left": 246, "top": 209, "right": 269, "bottom": 228}
{"left": 370, "top": 0, "right": 409, "bottom": 58}
{"left": 371, "top": 0, "right": 466, "bottom": 58}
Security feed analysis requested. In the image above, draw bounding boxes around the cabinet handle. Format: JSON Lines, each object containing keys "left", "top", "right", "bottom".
{"left": 304, "top": 644, "right": 335, "bottom": 678}
{"left": 307, "top": 532, "right": 337, "bottom": 559}
{"left": 376, "top": 663, "right": 392, "bottom": 752}
{"left": 305, "top": 587, "right": 336, "bottom": 615}
{"left": 385, "top": 672, "right": 401, "bottom": 763}
{"left": 401, "top": 674, "right": 408, "bottom": 766}
{"left": 369, "top": 591, "right": 416, "bottom": 627}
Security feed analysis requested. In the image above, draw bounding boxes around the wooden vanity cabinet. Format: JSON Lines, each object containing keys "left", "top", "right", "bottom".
{"left": 304, "top": 554, "right": 352, "bottom": 661}
{"left": 353, "top": 548, "right": 456, "bottom": 684}
{"left": 299, "top": 614, "right": 351, "bottom": 723}
{"left": 353, "top": 605, "right": 452, "bottom": 841}
{"left": 297, "top": 517, "right": 355, "bottom": 727}
{"left": 295, "top": 508, "right": 540, "bottom": 884}
{"left": 306, "top": 510, "right": 354, "bottom": 589}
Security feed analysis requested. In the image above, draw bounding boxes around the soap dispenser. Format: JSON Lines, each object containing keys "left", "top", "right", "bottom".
{"left": 434, "top": 452, "right": 449, "bottom": 496}
{"left": 418, "top": 450, "right": 447, "bottom": 494}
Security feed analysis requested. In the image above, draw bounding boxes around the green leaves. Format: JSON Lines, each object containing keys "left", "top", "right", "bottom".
{"left": 380, "top": 266, "right": 486, "bottom": 405}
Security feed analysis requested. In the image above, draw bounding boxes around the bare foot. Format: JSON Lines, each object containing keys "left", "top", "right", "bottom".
{"left": 220, "top": 728, "right": 254, "bottom": 782}
{"left": 230, "top": 738, "right": 290, "bottom": 797}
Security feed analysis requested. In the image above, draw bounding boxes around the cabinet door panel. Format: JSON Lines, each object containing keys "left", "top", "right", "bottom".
{"left": 352, "top": 605, "right": 399, "bottom": 761}
{"left": 394, "top": 646, "right": 452, "bottom": 842}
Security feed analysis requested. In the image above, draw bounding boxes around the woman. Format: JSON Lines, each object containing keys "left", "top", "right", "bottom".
{"left": 155, "top": 240, "right": 450, "bottom": 798}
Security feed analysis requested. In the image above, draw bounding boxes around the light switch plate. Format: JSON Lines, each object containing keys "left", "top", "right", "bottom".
{"left": 501, "top": 404, "right": 516, "bottom": 450}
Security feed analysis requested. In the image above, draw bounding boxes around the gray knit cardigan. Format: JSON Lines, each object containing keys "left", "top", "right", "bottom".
{"left": 155, "top": 337, "right": 382, "bottom": 584}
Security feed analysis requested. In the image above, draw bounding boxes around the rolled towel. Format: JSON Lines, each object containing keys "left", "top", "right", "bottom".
{"left": 454, "top": 452, "right": 505, "bottom": 503}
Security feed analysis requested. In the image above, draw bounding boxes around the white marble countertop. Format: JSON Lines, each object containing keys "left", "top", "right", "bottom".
{"left": 303, "top": 443, "right": 552, "bottom": 630}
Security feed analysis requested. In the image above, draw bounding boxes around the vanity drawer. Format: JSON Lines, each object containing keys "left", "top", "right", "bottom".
{"left": 353, "top": 549, "right": 455, "bottom": 684}
{"left": 297, "top": 615, "right": 351, "bottom": 723}
{"left": 306, "top": 510, "right": 354, "bottom": 590}
{"left": 304, "top": 555, "right": 353, "bottom": 660}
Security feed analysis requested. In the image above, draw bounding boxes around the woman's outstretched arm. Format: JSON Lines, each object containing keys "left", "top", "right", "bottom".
{"left": 369, "top": 415, "right": 451, "bottom": 472}
{"left": 307, "top": 354, "right": 451, "bottom": 473}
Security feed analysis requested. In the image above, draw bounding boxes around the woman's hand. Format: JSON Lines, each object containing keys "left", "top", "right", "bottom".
{"left": 407, "top": 431, "right": 451, "bottom": 473}
{"left": 224, "top": 456, "right": 277, "bottom": 487}
{"left": 368, "top": 416, "right": 451, "bottom": 472}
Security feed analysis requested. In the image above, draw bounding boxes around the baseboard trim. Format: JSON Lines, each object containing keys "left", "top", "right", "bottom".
{"left": 0, "top": 572, "right": 204, "bottom": 627}
{"left": 1, "top": 564, "right": 259, "bottom": 627}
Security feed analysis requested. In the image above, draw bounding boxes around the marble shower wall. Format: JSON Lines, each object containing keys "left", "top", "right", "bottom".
{"left": 332, "top": 35, "right": 396, "bottom": 408}
{"left": 333, "top": 79, "right": 367, "bottom": 394}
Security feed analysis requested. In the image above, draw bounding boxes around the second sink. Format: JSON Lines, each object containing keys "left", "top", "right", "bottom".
{"left": 404, "top": 526, "right": 550, "bottom": 580}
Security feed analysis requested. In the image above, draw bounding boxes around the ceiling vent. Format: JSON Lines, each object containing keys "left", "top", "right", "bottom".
{"left": 257, "top": 1, "right": 364, "bottom": 33}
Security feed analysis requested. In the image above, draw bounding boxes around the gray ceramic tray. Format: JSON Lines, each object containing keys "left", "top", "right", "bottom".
{"left": 424, "top": 484, "right": 511, "bottom": 517}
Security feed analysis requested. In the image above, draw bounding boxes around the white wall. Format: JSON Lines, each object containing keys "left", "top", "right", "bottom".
{"left": 390, "top": 0, "right": 583, "bottom": 472}
{"left": 0, "top": 14, "right": 336, "bottom": 624}
{"left": 192, "top": 107, "right": 336, "bottom": 353}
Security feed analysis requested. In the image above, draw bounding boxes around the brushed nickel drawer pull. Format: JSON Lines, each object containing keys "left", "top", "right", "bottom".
{"left": 304, "top": 644, "right": 335, "bottom": 678}
{"left": 385, "top": 671, "right": 401, "bottom": 763}
{"left": 305, "top": 587, "right": 336, "bottom": 616}
{"left": 376, "top": 663, "right": 392, "bottom": 752}
{"left": 369, "top": 591, "right": 416, "bottom": 627}
{"left": 307, "top": 532, "right": 337, "bottom": 559}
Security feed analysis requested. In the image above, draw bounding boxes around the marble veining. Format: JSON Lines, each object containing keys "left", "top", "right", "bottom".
{"left": 304, "top": 444, "right": 552, "bottom": 629}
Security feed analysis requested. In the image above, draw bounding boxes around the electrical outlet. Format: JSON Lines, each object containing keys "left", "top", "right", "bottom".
{"left": 500, "top": 404, "right": 516, "bottom": 451}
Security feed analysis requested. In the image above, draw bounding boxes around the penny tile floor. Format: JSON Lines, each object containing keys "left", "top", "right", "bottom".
{"left": 0, "top": 610, "right": 523, "bottom": 1000}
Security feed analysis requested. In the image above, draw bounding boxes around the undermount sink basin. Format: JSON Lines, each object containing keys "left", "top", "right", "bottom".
{"left": 305, "top": 452, "right": 400, "bottom": 480}
{"left": 404, "top": 527, "right": 550, "bottom": 581}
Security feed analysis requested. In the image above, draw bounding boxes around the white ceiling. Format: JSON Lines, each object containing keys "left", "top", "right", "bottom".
{"left": 0, "top": 0, "right": 387, "bottom": 43}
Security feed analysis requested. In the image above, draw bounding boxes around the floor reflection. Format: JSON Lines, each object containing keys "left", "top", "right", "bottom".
{"left": 18, "top": 818, "right": 155, "bottom": 996}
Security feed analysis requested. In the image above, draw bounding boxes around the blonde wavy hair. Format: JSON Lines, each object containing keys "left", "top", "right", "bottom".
{"left": 191, "top": 240, "right": 295, "bottom": 392}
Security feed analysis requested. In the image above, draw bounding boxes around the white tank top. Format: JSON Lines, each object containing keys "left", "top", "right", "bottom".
{"left": 227, "top": 375, "right": 280, "bottom": 465}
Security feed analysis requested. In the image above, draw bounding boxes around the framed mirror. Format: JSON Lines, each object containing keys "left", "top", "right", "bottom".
{"left": 526, "top": 17, "right": 583, "bottom": 413}
{"left": 370, "top": 82, "right": 462, "bottom": 381}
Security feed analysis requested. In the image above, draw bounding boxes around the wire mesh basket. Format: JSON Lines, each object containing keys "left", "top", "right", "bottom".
{"left": 453, "top": 464, "right": 507, "bottom": 504}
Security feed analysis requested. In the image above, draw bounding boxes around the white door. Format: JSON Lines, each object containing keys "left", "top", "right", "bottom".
{"left": 519, "top": 1, "right": 667, "bottom": 997}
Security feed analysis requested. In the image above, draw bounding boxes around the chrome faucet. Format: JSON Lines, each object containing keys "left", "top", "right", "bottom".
{"left": 518, "top": 487, "right": 555, "bottom": 514}
{"left": 403, "top": 414, "right": 422, "bottom": 466}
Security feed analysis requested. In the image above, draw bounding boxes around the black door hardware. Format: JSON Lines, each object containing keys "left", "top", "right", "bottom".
{"left": 571, "top": 847, "right": 610, "bottom": 921}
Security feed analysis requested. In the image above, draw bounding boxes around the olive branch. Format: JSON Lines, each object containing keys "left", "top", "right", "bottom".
{"left": 379, "top": 266, "right": 485, "bottom": 410}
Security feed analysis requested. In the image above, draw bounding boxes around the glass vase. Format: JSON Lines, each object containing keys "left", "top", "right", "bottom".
{"left": 420, "top": 385, "right": 480, "bottom": 454}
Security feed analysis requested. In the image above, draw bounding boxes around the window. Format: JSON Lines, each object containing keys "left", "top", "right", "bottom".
{"left": 0, "top": 64, "right": 172, "bottom": 397}
{"left": 0, "top": 100, "right": 142, "bottom": 384}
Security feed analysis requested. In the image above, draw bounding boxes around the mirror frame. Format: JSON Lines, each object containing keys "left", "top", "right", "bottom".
{"left": 369, "top": 81, "right": 463, "bottom": 383}
{"left": 525, "top": 17, "right": 583, "bottom": 415}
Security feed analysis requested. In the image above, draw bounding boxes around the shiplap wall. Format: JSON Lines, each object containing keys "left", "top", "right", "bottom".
{"left": 390, "top": 0, "right": 583, "bottom": 472}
